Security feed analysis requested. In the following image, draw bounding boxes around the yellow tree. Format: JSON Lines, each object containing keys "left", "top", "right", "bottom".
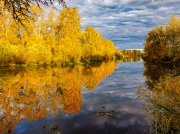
{"left": 44, "top": 8, "right": 57, "bottom": 57}
{"left": 83, "top": 26, "right": 103, "bottom": 61}
{"left": 55, "top": 7, "right": 82, "bottom": 63}
{"left": 143, "top": 15, "right": 180, "bottom": 63}
{"left": 56, "top": 7, "right": 81, "bottom": 40}
{"left": 165, "top": 15, "right": 180, "bottom": 62}
{"left": 18, "top": 6, "right": 53, "bottom": 65}
{"left": 143, "top": 26, "right": 166, "bottom": 62}
{"left": 0, "top": 3, "right": 25, "bottom": 65}
{"left": 102, "top": 38, "right": 116, "bottom": 60}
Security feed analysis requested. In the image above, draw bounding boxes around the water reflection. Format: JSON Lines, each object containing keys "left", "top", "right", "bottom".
{"left": 0, "top": 62, "right": 117, "bottom": 133}
{"left": 122, "top": 56, "right": 141, "bottom": 62}
{"left": 138, "top": 61, "right": 180, "bottom": 133}
{"left": 0, "top": 58, "right": 147, "bottom": 134}
{"left": 143, "top": 61, "right": 180, "bottom": 87}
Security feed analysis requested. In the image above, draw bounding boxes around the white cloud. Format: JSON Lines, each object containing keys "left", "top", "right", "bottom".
{"left": 65, "top": 0, "right": 180, "bottom": 49}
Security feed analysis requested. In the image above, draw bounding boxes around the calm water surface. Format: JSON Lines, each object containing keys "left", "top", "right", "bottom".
{"left": 0, "top": 60, "right": 149, "bottom": 134}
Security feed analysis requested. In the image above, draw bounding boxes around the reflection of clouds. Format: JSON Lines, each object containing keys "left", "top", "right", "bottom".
{"left": 80, "top": 92, "right": 147, "bottom": 132}
{"left": 110, "top": 111, "right": 146, "bottom": 127}
{"left": 94, "top": 62, "right": 145, "bottom": 90}
{"left": 65, "top": 0, "right": 180, "bottom": 49}
{"left": 80, "top": 61, "right": 147, "bottom": 131}
{"left": 13, "top": 62, "right": 148, "bottom": 133}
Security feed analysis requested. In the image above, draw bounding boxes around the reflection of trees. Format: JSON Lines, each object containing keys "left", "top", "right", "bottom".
{"left": 0, "top": 62, "right": 117, "bottom": 133}
{"left": 140, "top": 15, "right": 180, "bottom": 133}
{"left": 138, "top": 75, "right": 180, "bottom": 133}
{"left": 138, "top": 61, "right": 180, "bottom": 133}
{"left": 122, "top": 56, "right": 141, "bottom": 62}
{"left": 143, "top": 61, "right": 180, "bottom": 88}
{"left": 82, "top": 62, "right": 116, "bottom": 90}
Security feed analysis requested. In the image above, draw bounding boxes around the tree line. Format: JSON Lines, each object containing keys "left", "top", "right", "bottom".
{"left": 0, "top": 4, "right": 123, "bottom": 66}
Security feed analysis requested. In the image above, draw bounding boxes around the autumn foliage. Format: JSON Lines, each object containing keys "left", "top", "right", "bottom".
{"left": 0, "top": 4, "right": 122, "bottom": 66}
{"left": 143, "top": 15, "right": 180, "bottom": 63}
{"left": 140, "top": 27, "right": 180, "bottom": 133}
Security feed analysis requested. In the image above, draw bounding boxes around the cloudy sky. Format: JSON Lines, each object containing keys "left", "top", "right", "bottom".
{"left": 63, "top": 0, "right": 180, "bottom": 49}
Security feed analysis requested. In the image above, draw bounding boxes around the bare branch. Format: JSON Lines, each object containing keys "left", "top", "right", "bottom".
{"left": 0, "top": 0, "right": 67, "bottom": 24}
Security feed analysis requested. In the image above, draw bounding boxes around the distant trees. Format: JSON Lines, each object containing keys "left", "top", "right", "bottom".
{"left": 0, "top": 5, "right": 122, "bottom": 66}
{"left": 143, "top": 15, "right": 180, "bottom": 63}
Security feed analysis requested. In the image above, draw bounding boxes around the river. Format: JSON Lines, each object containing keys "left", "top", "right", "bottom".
{"left": 0, "top": 59, "right": 150, "bottom": 134}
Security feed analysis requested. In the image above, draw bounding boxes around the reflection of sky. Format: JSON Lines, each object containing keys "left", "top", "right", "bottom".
{"left": 13, "top": 61, "right": 148, "bottom": 134}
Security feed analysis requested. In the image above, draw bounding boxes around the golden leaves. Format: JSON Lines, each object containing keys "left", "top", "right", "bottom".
{"left": 144, "top": 15, "right": 180, "bottom": 63}
{"left": 0, "top": 5, "right": 121, "bottom": 66}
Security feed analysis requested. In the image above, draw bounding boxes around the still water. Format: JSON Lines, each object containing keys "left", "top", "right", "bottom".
{"left": 0, "top": 59, "right": 150, "bottom": 134}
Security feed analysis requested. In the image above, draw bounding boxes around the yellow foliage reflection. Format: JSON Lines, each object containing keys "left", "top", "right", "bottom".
{"left": 137, "top": 75, "right": 180, "bottom": 133}
{"left": 138, "top": 60, "right": 180, "bottom": 133}
{"left": 0, "top": 61, "right": 117, "bottom": 133}
{"left": 143, "top": 61, "right": 180, "bottom": 88}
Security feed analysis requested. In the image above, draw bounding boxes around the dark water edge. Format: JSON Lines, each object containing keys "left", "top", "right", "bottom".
{"left": 1, "top": 61, "right": 150, "bottom": 134}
